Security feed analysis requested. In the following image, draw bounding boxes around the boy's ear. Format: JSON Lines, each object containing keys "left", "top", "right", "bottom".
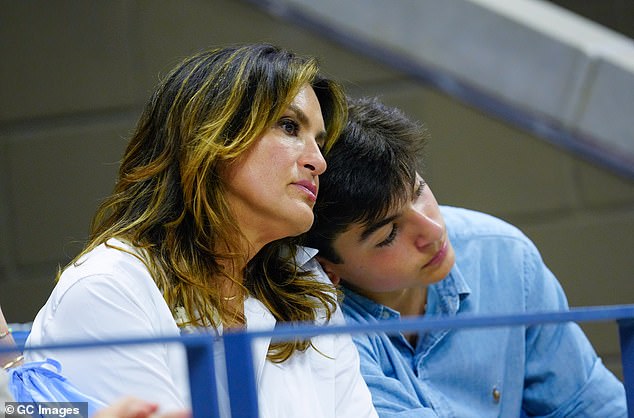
{"left": 316, "top": 256, "right": 342, "bottom": 286}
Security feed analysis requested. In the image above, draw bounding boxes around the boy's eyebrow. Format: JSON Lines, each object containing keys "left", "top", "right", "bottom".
{"left": 288, "top": 104, "right": 327, "bottom": 141}
{"left": 358, "top": 180, "right": 421, "bottom": 243}
{"left": 359, "top": 214, "right": 399, "bottom": 242}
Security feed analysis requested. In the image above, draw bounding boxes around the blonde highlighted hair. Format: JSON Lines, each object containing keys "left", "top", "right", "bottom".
{"left": 65, "top": 44, "right": 347, "bottom": 361}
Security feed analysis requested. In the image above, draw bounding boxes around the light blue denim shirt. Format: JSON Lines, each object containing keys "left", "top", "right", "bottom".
{"left": 341, "top": 206, "right": 626, "bottom": 418}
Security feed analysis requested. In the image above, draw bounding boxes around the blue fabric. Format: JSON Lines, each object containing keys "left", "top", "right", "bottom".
{"left": 341, "top": 206, "right": 627, "bottom": 418}
{"left": 8, "top": 358, "right": 106, "bottom": 417}
{"left": 10, "top": 329, "right": 30, "bottom": 347}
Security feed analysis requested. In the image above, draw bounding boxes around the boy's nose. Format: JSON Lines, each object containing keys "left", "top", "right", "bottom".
{"left": 409, "top": 208, "right": 443, "bottom": 250}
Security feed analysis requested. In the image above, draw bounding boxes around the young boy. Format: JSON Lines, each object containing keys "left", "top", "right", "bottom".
{"left": 306, "top": 97, "right": 627, "bottom": 417}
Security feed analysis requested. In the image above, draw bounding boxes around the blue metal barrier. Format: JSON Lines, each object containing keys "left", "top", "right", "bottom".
{"left": 6, "top": 304, "right": 634, "bottom": 417}
{"left": 619, "top": 317, "right": 634, "bottom": 415}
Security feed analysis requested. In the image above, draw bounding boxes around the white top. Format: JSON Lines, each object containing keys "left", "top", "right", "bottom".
{"left": 25, "top": 240, "right": 377, "bottom": 418}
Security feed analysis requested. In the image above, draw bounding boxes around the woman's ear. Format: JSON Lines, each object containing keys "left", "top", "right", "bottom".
{"left": 316, "top": 256, "right": 342, "bottom": 286}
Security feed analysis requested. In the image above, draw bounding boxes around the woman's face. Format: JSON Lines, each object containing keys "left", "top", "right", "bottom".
{"left": 223, "top": 84, "right": 328, "bottom": 254}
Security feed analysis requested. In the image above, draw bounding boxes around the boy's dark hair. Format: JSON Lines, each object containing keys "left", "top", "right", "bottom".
{"left": 306, "top": 96, "right": 429, "bottom": 263}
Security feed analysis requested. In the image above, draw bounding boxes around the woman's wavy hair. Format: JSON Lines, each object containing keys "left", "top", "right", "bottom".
{"left": 63, "top": 44, "right": 347, "bottom": 362}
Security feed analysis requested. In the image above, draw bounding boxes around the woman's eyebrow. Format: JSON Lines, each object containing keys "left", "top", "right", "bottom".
{"left": 288, "top": 104, "right": 327, "bottom": 139}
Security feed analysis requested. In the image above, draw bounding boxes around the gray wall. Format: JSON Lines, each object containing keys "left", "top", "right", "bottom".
{"left": 1, "top": 0, "right": 632, "bottom": 377}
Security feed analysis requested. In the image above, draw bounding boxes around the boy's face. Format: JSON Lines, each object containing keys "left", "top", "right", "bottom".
{"left": 318, "top": 174, "right": 455, "bottom": 299}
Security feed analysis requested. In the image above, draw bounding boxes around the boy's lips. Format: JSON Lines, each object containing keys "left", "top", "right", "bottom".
{"left": 423, "top": 240, "right": 448, "bottom": 268}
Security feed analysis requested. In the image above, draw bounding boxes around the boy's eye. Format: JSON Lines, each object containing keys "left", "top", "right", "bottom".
{"left": 279, "top": 118, "right": 299, "bottom": 136}
{"left": 377, "top": 224, "right": 399, "bottom": 248}
{"left": 415, "top": 179, "right": 426, "bottom": 199}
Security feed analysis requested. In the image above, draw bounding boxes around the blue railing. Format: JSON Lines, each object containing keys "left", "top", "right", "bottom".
{"left": 7, "top": 304, "right": 634, "bottom": 417}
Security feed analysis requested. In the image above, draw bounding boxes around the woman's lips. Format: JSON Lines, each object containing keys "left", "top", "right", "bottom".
{"left": 293, "top": 180, "right": 317, "bottom": 201}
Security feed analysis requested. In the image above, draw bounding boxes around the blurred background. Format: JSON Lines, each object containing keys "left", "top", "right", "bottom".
{"left": 1, "top": 0, "right": 633, "bottom": 378}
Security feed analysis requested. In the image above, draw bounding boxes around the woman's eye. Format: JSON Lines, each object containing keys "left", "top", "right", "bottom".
{"left": 377, "top": 224, "right": 399, "bottom": 248}
{"left": 279, "top": 118, "right": 299, "bottom": 136}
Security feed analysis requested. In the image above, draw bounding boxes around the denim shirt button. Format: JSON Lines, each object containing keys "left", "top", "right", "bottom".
{"left": 381, "top": 311, "right": 391, "bottom": 319}
{"left": 492, "top": 387, "right": 501, "bottom": 403}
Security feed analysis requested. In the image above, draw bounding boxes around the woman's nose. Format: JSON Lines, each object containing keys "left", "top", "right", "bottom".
{"left": 301, "top": 139, "right": 327, "bottom": 175}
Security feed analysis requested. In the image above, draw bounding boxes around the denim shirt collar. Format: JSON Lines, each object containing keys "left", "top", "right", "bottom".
{"left": 341, "top": 288, "right": 400, "bottom": 321}
{"left": 427, "top": 263, "right": 471, "bottom": 317}
{"left": 341, "top": 263, "right": 471, "bottom": 321}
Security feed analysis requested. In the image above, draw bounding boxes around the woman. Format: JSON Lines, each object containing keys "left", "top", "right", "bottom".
{"left": 25, "top": 44, "right": 376, "bottom": 418}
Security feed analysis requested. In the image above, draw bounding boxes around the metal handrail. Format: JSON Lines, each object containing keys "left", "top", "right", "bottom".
{"left": 6, "top": 304, "right": 634, "bottom": 417}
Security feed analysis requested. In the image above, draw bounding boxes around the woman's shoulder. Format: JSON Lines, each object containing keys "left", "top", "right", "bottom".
{"left": 27, "top": 239, "right": 176, "bottom": 348}
{"left": 68, "top": 238, "right": 147, "bottom": 274}
{"left": 52, "top": 239, "right": 163, "bottom": 311}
